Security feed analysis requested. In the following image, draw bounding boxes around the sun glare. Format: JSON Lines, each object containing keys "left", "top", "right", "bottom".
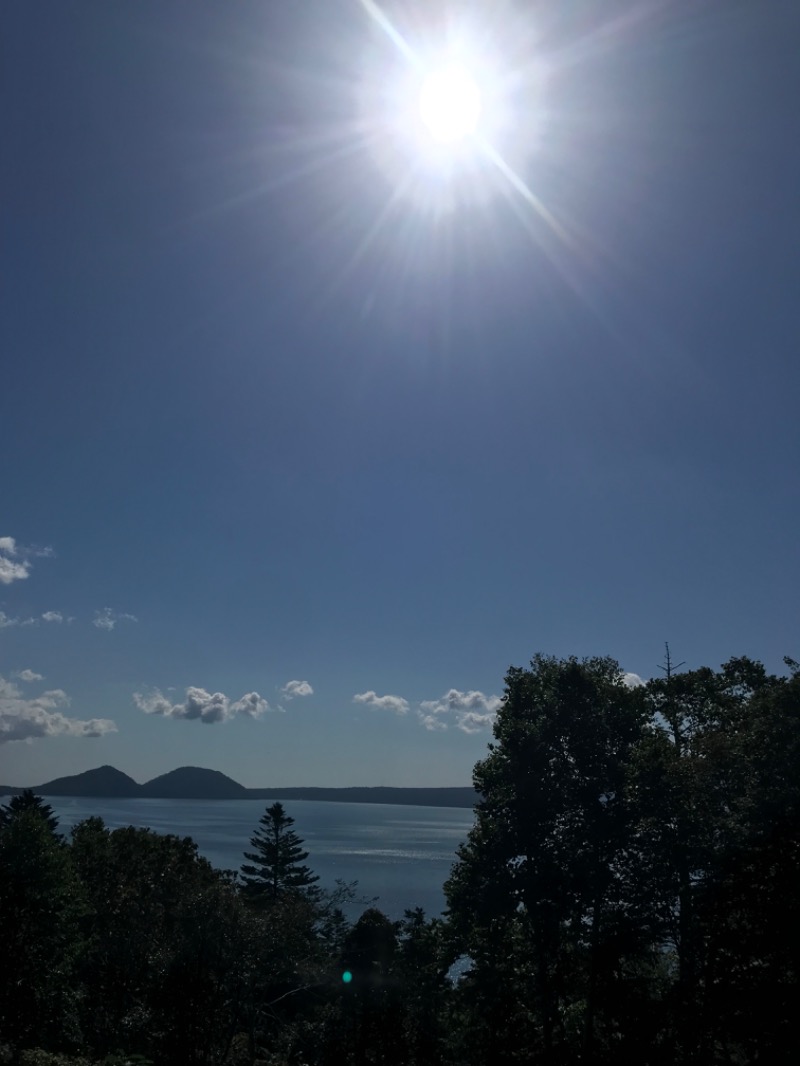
{"left": 418, "top": 65, "right": 482, "bottom": 144}
{"left": 354, "top": 0, "right": 551, "bottom": 222}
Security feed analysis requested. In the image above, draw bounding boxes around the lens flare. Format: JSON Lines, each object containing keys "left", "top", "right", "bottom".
{"left": 419, "top": 66, "right": 481, "bottom": 143}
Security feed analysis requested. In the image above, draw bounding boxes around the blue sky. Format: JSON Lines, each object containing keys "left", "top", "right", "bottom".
{"left": 2, "top": 0, "right": 799, "bottom": 787}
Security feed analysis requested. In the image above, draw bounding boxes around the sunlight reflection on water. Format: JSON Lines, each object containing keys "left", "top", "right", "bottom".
{"left": 49, "top": 797, "right": 474, "bottom": 919}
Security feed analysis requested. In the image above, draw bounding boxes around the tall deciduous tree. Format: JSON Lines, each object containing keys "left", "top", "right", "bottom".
{"left": 69, "top": 817, "right": 224, "bottom": 1059}
{"left": 630, "top": 654, "right": 800, "bottom": 1063}
{"left": 445, "top": 654, "right": 647, "bottom": 1064}
{"left": 240, "top": 801, "right": 319, "bottom": 901}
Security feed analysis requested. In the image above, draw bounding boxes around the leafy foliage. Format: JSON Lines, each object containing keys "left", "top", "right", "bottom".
{"left": 445, "top": 651, "right": 800, "bottom": 1065}
{"left": 0, "top": 811, "right": 84, "bottom": 1050}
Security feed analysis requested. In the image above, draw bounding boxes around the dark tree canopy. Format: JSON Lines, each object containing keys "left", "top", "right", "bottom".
{"left": 0, "top": 789, "right": 61, "bottom": 835}
{"left": 446, "top": 654, "right": 648, "bottom": 1064}
{"left": 2, "top": 650, "right": 797, "bottom": 1066}
{"left": 240, "top": 801, "right": 319, "bottom": 901}
{"left": 0, "top": 809, "right": 83, "bottom": 1048}
{"left": 445, "top": 651, "right": 800, "bottom": 1066}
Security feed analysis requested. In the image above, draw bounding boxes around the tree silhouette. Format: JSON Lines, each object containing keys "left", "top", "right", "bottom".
{"left": 445, "top": 654, "right": 648, "bottom": 1064}
{"left": 0, "top": 809, "right": 83, "bottom": 1048}
{"left": 240, "top": 802, "right": 319, "bottom": 901}
{"left": 0, "top": 789, "right": 60, "bottom": 835}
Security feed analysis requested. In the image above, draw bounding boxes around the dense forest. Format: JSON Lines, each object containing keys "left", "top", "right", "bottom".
{"left": 1, "top": 651, "right": 798, "bottom": 1065}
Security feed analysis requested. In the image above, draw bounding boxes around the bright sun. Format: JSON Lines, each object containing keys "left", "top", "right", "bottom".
{"left": 356, "top": 0, "right": 547, "bottom": 215}
{"left": 418, "top": 65, "right": 482, "bottom": 144}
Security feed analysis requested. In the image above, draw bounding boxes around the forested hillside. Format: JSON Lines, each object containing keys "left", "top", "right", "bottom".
{"left": 1, "top": 651, "right": 798, "bottom": 1065}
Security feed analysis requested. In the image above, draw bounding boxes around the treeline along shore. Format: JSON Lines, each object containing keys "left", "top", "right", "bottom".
{"left": 1, "top": 650, "right": 798, "bottom": 1065}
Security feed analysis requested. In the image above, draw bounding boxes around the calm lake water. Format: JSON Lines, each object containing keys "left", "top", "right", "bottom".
{"left": 49, "top": 797, "right": 475, "bottom": 920}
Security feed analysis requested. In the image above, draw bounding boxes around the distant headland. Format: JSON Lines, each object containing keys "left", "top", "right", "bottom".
{"left": 0, "top": 764, "right": 477, "bottom": 808}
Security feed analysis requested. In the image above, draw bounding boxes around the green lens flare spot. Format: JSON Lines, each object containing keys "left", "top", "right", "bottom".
{"left": 342, "top": 970, "right": 353, "bottom": 984}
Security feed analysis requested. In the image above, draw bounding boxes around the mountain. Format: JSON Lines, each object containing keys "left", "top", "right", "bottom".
{"left": 32, "top": 764, "right": 141, "bottom": 798}
{"left": 141, "top": 766, "right": 248, "bottom": 799}
{"left": 0, "top": 765, "right": 477, "bottom": 807}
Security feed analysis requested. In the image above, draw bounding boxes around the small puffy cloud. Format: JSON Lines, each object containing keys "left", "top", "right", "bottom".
{"left": 623, "top": 672, "right": 645, "bottom": 688}
{"left": 0, "top": 560, "right": 29, "bottom": 584}
{"left": 93, "top": 607, "right": 137, "bottom": 632}
{"left": 0, "top": 611, "right": 19, "bottom": 629}
{"left": 0, "top": 538, "right": 29, "bottom": 585}
{"left": 16, "top": 669, "right": 44, "bottom": 682}
{"left": 0, "top": 537, "right": 54, "bottom": 585}
{"left": 281, "top": 679, "right": 314, "bottom": 700}
{"left": 230, "top": 691, "right": 272, "bottom": 718}
{"left": 418, "top": 712, "right": 448, "bottom": 732}
{"left": 418, "top": 689, "right": 502, "bottom": 733}
{"left": 353, "top": 690, "right": 410, "bottom": 716}
{"left": 133, "top": 686, "right": 272, "bottom": 724}
{"left": 41, "top": 611, "right": 63, "bottom": 623}
{"left": 0, "top": 674, "right": 117, "bottom": 745}
{"left": 132, "top": 689, "right": 174, "bottom": 717}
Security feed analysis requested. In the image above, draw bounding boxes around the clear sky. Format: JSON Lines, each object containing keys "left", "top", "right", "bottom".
{"left": 2, "top": 0, "right": 799, "bottom": 787}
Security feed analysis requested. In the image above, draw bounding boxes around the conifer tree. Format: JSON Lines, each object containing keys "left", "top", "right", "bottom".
{"left": 0, "top": 788, "right": 60, "bottom": 835}
{"left": 240, "top": 801, "right": 319, "bottom": 900}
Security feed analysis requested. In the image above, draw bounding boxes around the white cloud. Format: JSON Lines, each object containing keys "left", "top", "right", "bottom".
{"left": 352, "top": 686, "right": 500, "bottom": 731}
{"left": 93, "top": 607, "right": 138, "bottom": 632}
{"left": 281, "top": 679, "right": 314, "bottom": 700}
{"left": 230, "top": 691, "right": 272, "bottom": 718}
{"left": 353, "top": 690, "right": 410, "bottom": 715}
{"left": 16, "top": 669, "right": 44, "bottom": 682}
{"left": 418, "top": 712, "right": 448, "bottom": 732}
{"left": 0, "top": 611, "right": 66, "bottom": 629}
{"left": 0, "top": 674, "right": 117, "bottom": 745}
{"left": 133, "top": 686, "right": 273, "bottom": 724}
{"left": 623, "top": 672, "right": 645, "bottom": 688}
{"left": 418, "top": 689, "right": 502, "bottom": 733}
{"left": 0, "top": 537, "right": 54, "bottom": 585}
{"left": 0, "top": 538, "right": 29, "bottom": 585}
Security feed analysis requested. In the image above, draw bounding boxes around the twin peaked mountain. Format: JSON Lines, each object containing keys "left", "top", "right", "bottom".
{"left": 0, "top": 764, "right": 476, "bottom": 807}
{"left": 16, "top": 765, "right": 249, "bottom": 800}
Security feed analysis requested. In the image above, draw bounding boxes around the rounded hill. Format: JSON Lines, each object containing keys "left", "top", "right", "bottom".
{"left": 34, "top": 764, "right": 141, "bottom": 798}
{"left": 140, "top": 766, "right": 248, "bottom": 799}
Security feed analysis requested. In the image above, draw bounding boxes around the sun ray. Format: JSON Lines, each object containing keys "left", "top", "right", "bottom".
{"left": 358, "top": 0, "right": 418, "bottom": 66}
{"left": 315, "top": 166, "right": 419, "bottom": 312}
{"left": 355, "top": 0, "right": 561, "bottom": 237}
{"left": 478, "top": 139, "right": 570, "bottom": 245}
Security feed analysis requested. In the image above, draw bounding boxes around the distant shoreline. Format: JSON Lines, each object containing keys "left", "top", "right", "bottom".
{"left": 0, "top": 765, "right": 477, "bottom": 809}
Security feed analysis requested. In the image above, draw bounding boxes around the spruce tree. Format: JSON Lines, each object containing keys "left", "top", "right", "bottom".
{"left": 240, "top": 801, "right": 319, "bottom": 900}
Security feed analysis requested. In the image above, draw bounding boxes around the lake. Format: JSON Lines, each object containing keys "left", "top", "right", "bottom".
{"left": 48, "top": 797, "right": 475, "bottom": 919}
